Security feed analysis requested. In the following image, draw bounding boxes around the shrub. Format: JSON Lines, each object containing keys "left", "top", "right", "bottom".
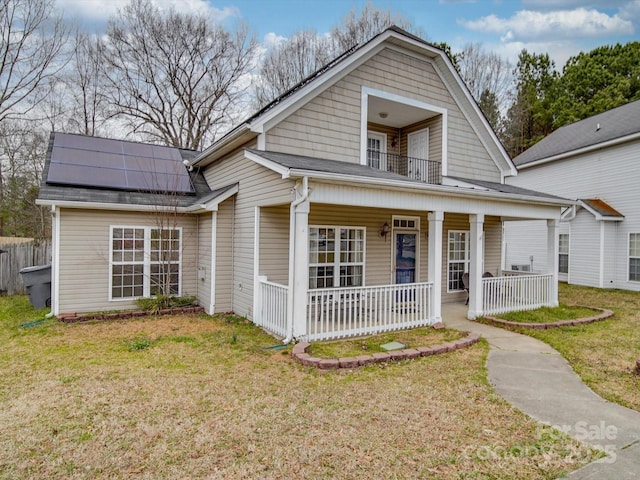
{"left": 135, "top": 295, "right": 196, "bottom": 314}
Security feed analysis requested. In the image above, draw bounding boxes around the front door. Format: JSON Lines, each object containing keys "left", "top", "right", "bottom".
{"left": 395, "top": 232, "right": 416, "bottom": 284}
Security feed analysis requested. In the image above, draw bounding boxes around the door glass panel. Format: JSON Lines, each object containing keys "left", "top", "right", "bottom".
{"left": 395, "top": 233, "right": 416, "bottom": 284}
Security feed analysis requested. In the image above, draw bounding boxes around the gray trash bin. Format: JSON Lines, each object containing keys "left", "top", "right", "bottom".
{"left": 20, "top": 264, "right": 52, "bottom": 308}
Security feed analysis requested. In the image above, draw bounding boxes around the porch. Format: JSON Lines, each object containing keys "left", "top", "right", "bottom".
{"left": 248, "top": 176, "right": 562, "bottom": 342}
{"left": 256, "top": 273, "right": 555, "bottom": 342}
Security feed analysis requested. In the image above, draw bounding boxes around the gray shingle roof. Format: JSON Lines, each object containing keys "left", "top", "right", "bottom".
{"left": 513, "top": 99, "right": 640, "bottom": 167}
{"left": 247, "top": 148, "right": 427, "bottom": 183}
{"left": 447, "top": 176, "right": 569, "bottom": 201}
{"left": 250, "top": 149, "right": 568, "bottom": 203}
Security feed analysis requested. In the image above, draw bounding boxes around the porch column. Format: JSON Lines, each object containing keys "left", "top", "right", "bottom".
{"left": 468, "top": 214, "right": 484, "bottom": 320}
{"left": 428, "top": 211, "right": 443, "bottom": 322}
{"left": 290, "top": 199, "right": 310, "bottom": 339}
{"left": 547, "top": 218, "right": 560, "bottom": 307}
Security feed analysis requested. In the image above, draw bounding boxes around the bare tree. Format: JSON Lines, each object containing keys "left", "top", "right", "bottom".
{"left": 329, "top": 2, "right": 420, "bottom": 52}
{"left": 253, "top": 30, "right": 333, "bottom": 108}
{"left": 100, "top": 0, "right": 257, "bottom": 150}
{"left": 253, "top": 2, "right": 421, "bottom": 108}
{"left": 456, "top": 42, "right": 512, "bottom": 131}
{"left": 0, "top": 0, "right": 70, "bottom": 123}
{"left": 0, "top": 120, "right": 48, "bottom": 237}
{"left": 64, "top": 32, "right": 108, "bottom": 136}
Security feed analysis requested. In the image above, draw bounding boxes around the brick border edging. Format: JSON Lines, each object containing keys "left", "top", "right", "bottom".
{"left": 291, "top": 332, "right": 481, "bottom": 370}
{"left": 483, "top": 306, "right": 614, "bottom": 330}
{"left": 57, "top": 306, "right": 205, "bottom": 324}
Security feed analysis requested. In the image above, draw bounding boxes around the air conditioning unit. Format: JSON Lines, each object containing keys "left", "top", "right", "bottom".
{"left": 511, "top": 264, "right": 530, "bottom": 272}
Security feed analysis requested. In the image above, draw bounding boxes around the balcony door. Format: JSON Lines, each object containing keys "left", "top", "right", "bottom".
{"left": 407, "top": 129, "right": 429, "bottom": 182}
{"left": 367, "top": 131, "right": 387, "bottom": 171}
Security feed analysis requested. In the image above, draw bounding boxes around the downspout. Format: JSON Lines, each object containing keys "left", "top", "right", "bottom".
{"left": 45, "top": 204, "right": 58, "bottom": 318}
{"left": 284, "top": 176, "right": 309, "bottom": 344}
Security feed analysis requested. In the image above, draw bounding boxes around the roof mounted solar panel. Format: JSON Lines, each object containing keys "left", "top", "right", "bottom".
{"left": 47, "top": 133, "right": 193, "bottom": 194}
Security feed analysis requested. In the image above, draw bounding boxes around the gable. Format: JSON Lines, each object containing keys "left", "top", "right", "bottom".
{"left": 195, "top": 28, "right": 514, "bottom": 180}
{"left": 264, "top": 47, "right": 502, "bottom": 182}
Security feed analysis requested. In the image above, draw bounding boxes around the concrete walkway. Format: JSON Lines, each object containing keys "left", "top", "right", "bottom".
{"left": 442, "top": 303, "right": 640, "bottom": 479}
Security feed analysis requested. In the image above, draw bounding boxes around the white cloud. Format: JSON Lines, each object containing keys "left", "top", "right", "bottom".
{"left": 485, "top": 39, "right": 580, "bottom": 69}
{"left": 619, "top": 0, "right": 640, "bottom": 20}
{"left": 459, "top": 8, "right": 634, "bottom": 42}
{"left": 522, "top": 0, "right": 629, "bottom": 8}
{"left": 263, "top": 31, "right": 287, "bottom": 49}
{"left": 55, "top": 0, "right": 239, "bottom": 25}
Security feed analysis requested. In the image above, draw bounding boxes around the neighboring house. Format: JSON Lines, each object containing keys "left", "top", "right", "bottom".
{"left": 37, "top": 27, "right": 570, "bottom": 341}
{"left": 504, "top": 99, "right": 640, "bottom": 291}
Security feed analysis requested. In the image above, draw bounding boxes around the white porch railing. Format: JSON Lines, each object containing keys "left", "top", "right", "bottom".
{"left": 258, "top": 278, "right": 289, "bottom": 338}
{"left": 306, "top": 282, "right": 434, "bottom": 342}
{"left": 482, "top": 274, "right": 553, "bottom": 316}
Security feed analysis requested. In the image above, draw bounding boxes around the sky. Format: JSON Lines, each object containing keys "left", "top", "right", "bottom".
{"left": 55, "top": 0, "right": 640, "bottom": 68}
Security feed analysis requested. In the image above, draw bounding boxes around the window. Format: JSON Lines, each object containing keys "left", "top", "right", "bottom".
{"left": 393, "top": 216, "right": 418, "bottom": 229}
{"left": 559, "top": 234, "right": 569, "bottom": 275}
{"left": 110, "top": 226, "right": 182, "bottom": 300}
{"left": 448, "top": 231, "right": 469, "bottom": 292}
{"left": 367, "top": 131, "right": 386, "bottom": 170}
{"left": 629, "top": 233, "right": 640, "bottom": 282}
{"left": 309, "top": 226, "right": 365, "bottom": 289}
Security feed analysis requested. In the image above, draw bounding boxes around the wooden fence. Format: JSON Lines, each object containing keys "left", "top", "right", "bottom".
{"left": 0, "top": 238, "right": 52, "bottom": 295}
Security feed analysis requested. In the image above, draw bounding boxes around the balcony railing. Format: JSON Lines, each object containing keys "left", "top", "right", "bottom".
{"left": 367, "top": 150, "right": 442, "bottom": 184}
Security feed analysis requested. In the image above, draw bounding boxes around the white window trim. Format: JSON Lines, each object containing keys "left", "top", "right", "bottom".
{"left": 109, "top": 225, "right": 183, "bottom": 301}
{"left": 447, "top": 230, "right": 470, "bottom": 293}
{"left": 629, "top": 232, "right": 640, "bottom": 283}
{"left": 309, "top": 225, "right": 366, "bottom": 289}
{"left": 558, "top": 233, "right": 569, "bottom": 275}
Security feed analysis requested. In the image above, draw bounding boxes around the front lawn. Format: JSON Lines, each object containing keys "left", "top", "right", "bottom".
{"left": 487, "top": 284, "right": 640, "bottom": 412}
{"left": 490, "top": 304, "right": 598, "bottom": 324}
{"left": 0, "top": 295, "right": 593, "bottom": 479}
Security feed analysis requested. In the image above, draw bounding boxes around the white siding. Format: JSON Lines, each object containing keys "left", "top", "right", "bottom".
{"left": 203, "top": 145, "right": 295, "bottom": 319}
{"left": 58, "top": 209, "right": 198, "bottom": 314}
{"left": 309, "top": 205, "right": 429, "bottom": 287}
{"left": 196, "top": 213, "right": 212, "bottom": 311}
{"left": 602, "top": 222, "right": 617, "bottom": 288}
{"left": 260, "top": 205, "right": 290, "bottom": 285}
{"left": 508, "top": 138, "right": 640, "bottom": 291}
{"left": 265, "top": 47, "right": 501, "bottom": 182}
{"left": 503, "top": 220, "right": 548, "bottom": 273}
{"left": 503, "top": 220, "right": 572, "bottom": 277}
{"left": 215, "top": 198, "right": 234, "bottom": 313}
{"left": 484, "top": 216, "right": 503, "bottom": 276}
{"left": 569, "top": 210, "right": 601, "bottom": 288}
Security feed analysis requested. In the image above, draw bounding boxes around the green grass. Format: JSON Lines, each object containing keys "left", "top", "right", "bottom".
{"left": 308, "top": 327, "right": 465, "bottom": 358}
{"left": 490, "top": 303, "right": 600, "bottom": 323}
{"left": 0, "top": 295, "right": 595, "bottom": 479}
{"left": 487, "top": 284, "right": 640, "bottom": 412}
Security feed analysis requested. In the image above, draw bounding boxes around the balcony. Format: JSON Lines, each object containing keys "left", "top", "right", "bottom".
{"left": 367, "top": 150, "right": 442, "bottom": 184}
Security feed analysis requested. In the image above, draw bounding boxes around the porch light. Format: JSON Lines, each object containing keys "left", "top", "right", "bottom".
{"left": 378, "top": 112, "right": 388, "bottom": 119}
{"left": 380, "top": 222, "right": 390, "bottom": 240}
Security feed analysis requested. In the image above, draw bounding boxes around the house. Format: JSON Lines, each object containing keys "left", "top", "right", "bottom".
{"left": 37, "top": 27, "right": 570, "bottom": 341}
{"left": 504, "top": 99, "right": 640, "bottom": 291}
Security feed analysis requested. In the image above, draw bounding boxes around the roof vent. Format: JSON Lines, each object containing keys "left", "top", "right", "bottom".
{"left": 596, "top": 123, "right": 600, "bottom": 131}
